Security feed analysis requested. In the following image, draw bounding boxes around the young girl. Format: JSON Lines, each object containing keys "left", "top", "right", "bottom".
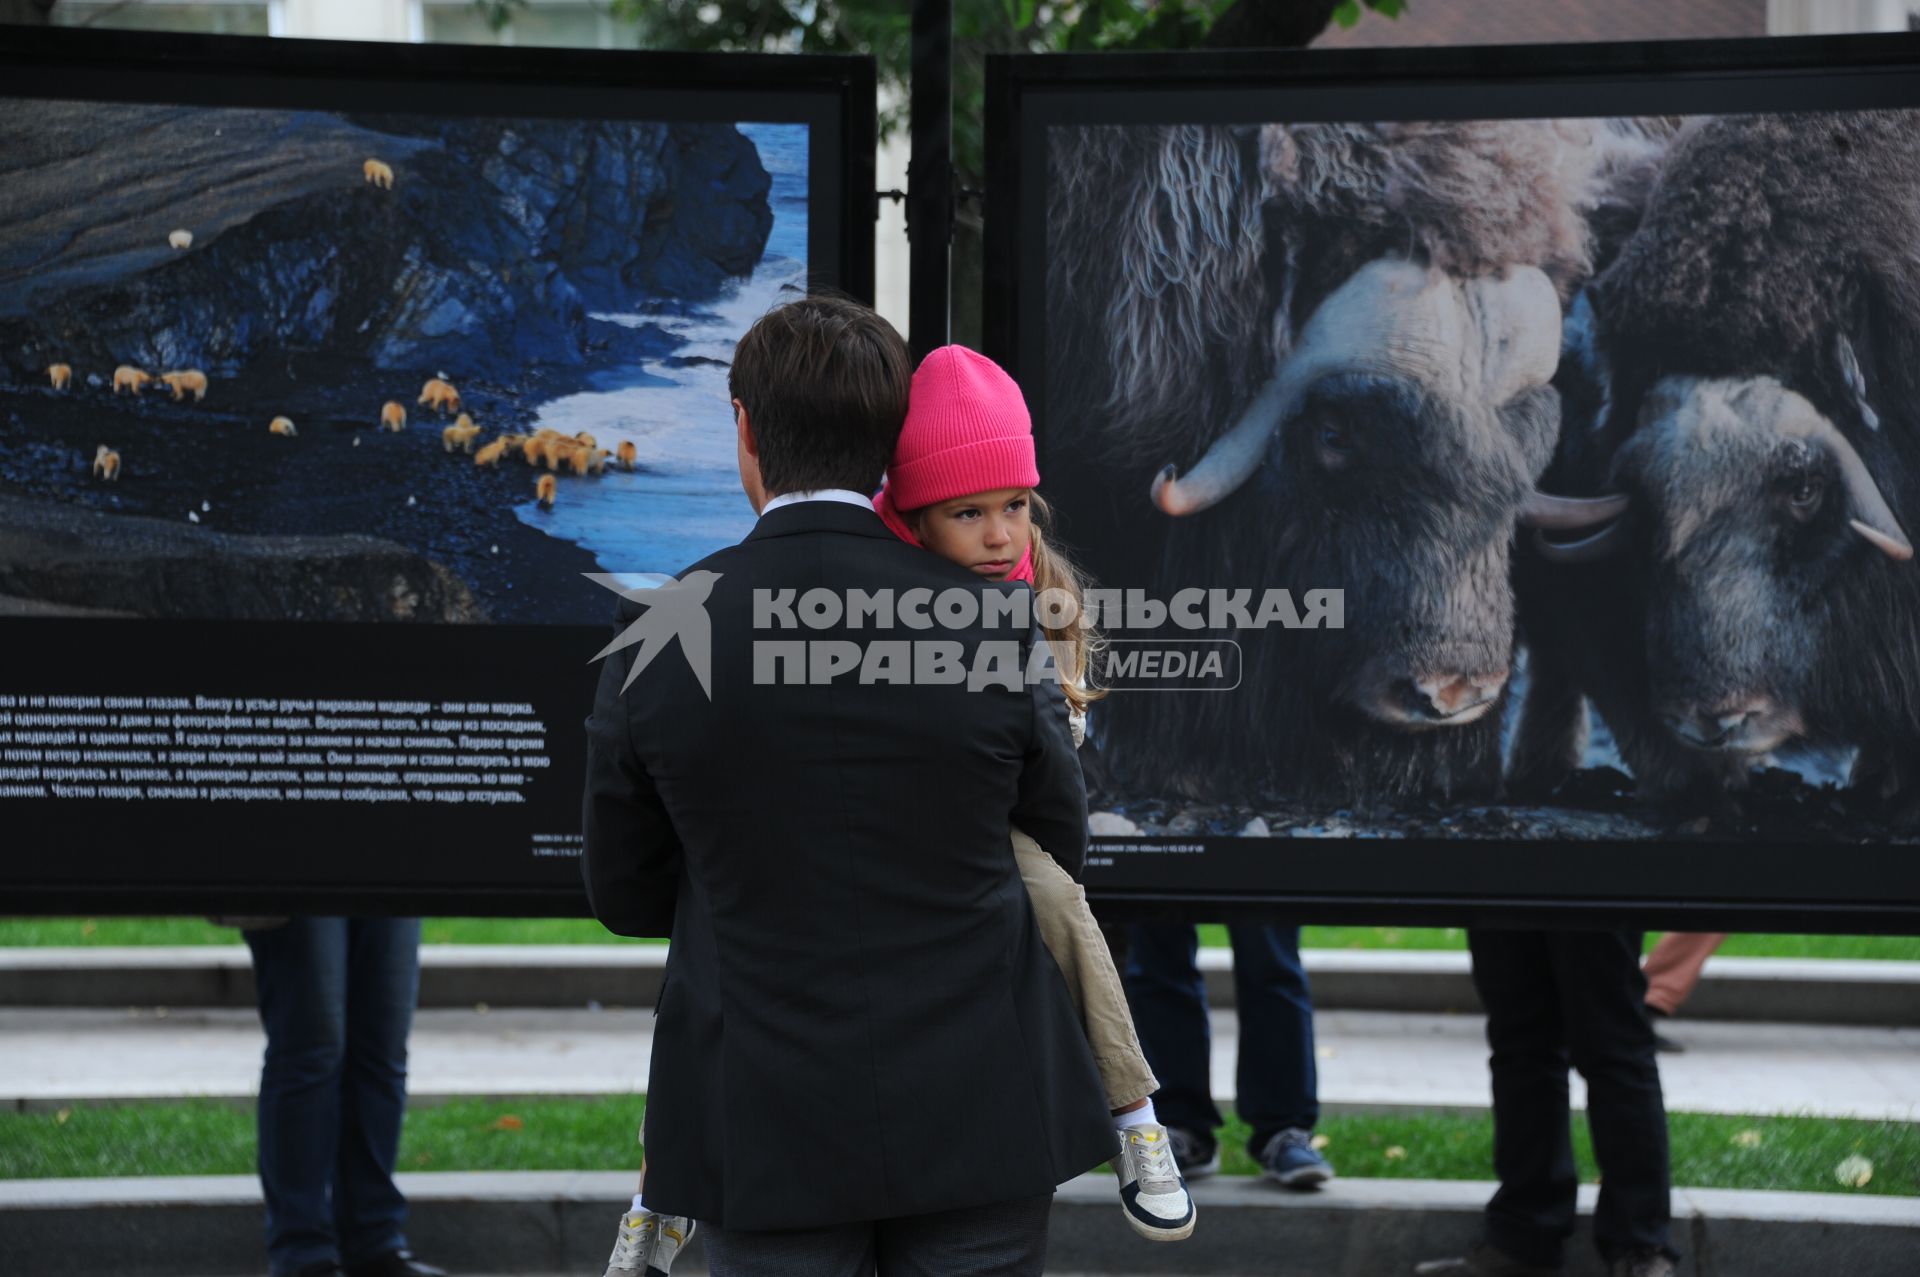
{"left": 871, "top": 343, "right": 1196, "bottom": 1243}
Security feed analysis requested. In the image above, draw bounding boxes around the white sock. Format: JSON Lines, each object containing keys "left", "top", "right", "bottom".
{"left": 1113, "top": 1100, "right": 1159, "bottom": 1130}
{"left": 630, "top": 1193, "right": 651, "bottom": 1214}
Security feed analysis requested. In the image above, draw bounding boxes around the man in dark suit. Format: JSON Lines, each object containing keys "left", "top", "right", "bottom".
{"left": 582, "top": 296, "right": 1116, "bottom": 1276}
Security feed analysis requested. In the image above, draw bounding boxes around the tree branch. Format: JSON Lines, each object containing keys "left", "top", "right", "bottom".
{"left": 78, "top": 0, "right": 145, "bottom": 27}
{"left": 1202, "top": 0, "right": 1345, "bottom": 49}
{"left": 0, "top": 0, "right": 60, "bottom": 26}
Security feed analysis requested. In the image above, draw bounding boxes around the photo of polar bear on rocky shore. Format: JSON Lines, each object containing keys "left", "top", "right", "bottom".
{"left": 0, "top": 98, "right": 809, "bottom": 625}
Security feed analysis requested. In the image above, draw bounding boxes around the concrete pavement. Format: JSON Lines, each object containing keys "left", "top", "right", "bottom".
{"left": 6, "top": 945, "right": 1916, "bottom": 1024}
{"left": 5, "top": 1169, "right": 1918, "bottom": 1277}
{"left": 6, "top": 1003, "right": 1917, "bottom": 1120}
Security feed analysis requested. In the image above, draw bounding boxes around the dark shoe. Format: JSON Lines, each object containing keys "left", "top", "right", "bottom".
{"left": 1609, "top": 1250, "right": 1677, "bottom": 1277}
{"left": 290, "top": 1264, "right": 346, "bottom": 1277}
{"left": 1413, "top": 1240, "right": 1562, "bottom": 1276}
{"left": 343, "top": 1252, "right": 447, "bottom": 1277}
{"left": 1166, "top": 1126, "right": 1220, "bottom": 1179}
{"left": 1258, "top": 1127, "right": 1335, "bottom": 1189}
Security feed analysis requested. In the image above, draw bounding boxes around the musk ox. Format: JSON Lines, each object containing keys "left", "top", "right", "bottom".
{"left": 1043, "top": 119, "right": 1666, "bottom": 803}
{"left": 1513, "top": 111, "right": 1920, "bottom": 824}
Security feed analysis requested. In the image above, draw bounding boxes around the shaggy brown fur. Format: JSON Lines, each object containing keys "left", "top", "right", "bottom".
{"left": 1047, "top": 118, "right": 1671, "bottom": 473}
{"left": 1260, "top": 120, "right": 1596, "bottom": 304}
{"left": 1593, "top": 111, "right": 1920, "bottom": 435}
{"left": 1047, "top": 125, "right": 1270, "bottom": 467}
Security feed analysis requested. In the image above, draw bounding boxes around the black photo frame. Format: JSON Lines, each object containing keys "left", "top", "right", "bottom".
{"left": 984, "top": 32, "right": 1920, "bottom": 932}
{"left": 0, "top": 24, "right": 875, "bottom": 916}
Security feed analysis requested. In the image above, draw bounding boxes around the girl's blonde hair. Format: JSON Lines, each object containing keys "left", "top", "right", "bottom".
{"left": 1026, "top": 490, "right": 1107, "bottom": 716}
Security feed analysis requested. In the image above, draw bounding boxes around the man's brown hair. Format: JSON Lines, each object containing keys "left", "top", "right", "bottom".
{"left": 729, "top": 295, "right": 911, "bottom": 497}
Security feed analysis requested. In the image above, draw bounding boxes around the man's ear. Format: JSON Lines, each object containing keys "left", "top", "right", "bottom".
{"left": 734, "top": 399, "right": 759, "bottom": 458}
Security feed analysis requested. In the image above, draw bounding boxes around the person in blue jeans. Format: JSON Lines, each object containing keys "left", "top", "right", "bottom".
{"left": 241, "top": 917, "right": 446, "bottom": 1277}
{"left": 1124, "top": 923, "right": 1334, "bottom": 1186}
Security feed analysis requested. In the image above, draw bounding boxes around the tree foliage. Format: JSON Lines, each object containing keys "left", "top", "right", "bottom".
{"left": 470, "top": 0, "right": 1406, "bottom": 177}
{"left": 0, "top": 0, "right": 60, "bottom": 23}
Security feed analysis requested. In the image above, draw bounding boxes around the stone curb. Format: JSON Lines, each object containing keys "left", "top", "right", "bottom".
{"left": 2, "top": 1171, "right": 1916, "bottom": 1277}
{"left": 4, "top": 946, "right": 1915, "bottom": 1024}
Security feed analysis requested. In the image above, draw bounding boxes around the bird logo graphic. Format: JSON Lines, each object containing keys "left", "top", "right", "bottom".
{"left": 585, "top": 571, "right": 723, "bottom": 700}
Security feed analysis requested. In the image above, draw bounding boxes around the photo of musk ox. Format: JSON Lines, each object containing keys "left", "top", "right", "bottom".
{"left": 1044, "top": 118, "right": 1669, "bottom": 813}
{"left": 0, "top": 98, "right": 807, "bottom": 626}
{"left": 1515, "top": 111, "right": 1920, "bottom": 829}
{"left": 1039, "top": 110, "right": 1919, "bottom": 842}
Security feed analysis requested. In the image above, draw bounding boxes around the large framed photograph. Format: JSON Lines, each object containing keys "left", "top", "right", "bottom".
{"left": 0, "top": 24, "right": 874, "bottom": 913}
{"left": 985, "top": 33, "right": 1920, "bottom": 929}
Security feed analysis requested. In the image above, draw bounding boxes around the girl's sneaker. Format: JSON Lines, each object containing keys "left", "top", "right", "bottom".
{"left": 603, "top": 1208, "right": 696, "bottom": 1277}
{"left": 1110, "top": 1124, "right": 1197, "bottom": 1241}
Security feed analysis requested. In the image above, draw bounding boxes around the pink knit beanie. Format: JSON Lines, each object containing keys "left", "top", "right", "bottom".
{"left": 884, "top": 346, "right": 1039, "bottom": 509}
{"left": 873, "top": 346, "right": 1041, "bottom": 581}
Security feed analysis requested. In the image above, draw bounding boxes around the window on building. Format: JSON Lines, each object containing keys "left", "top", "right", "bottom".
{"left": 419, "top": 0, "right": 641, "bottom": 50}
{"left": 52, "top": 1, "right": 273, "bottom": 36}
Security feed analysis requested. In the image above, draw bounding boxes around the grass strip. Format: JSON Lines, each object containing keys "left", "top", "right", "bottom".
{"left": 3, "top": 918, "right": 1918, "bottom": 961}
{"left": 3, "top": 1099, "right": 1913, "bottom": 1198}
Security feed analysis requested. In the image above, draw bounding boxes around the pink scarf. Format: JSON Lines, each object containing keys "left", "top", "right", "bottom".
{"left": 872, "top": 483, "right": 1035, "bottom": 585}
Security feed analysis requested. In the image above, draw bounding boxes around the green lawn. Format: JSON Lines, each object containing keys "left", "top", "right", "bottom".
{"left": 3, "top": 1099, "right": 1913, "bottom": 1197}
{"left": 3, "top": 916, "right": 1918, "bottom": 960}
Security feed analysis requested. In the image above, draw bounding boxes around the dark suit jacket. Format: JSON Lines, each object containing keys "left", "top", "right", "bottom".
{"left": 581, "top": 499, "right": 1117, "bottom": 1230}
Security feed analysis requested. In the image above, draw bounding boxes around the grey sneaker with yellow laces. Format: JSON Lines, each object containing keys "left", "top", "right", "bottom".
{"left": 1110, "top": 1122, "right": 1197, "bottom": 1241}
{"left": 603, "top": 1208, "right": 696, "bottom": 1277}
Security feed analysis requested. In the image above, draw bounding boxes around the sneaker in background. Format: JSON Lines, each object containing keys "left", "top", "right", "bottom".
{"left": 1258, "top": 1127, "right": 1334, "bottom": 1189}
{"left": 1166, "top": 1126, "right": 1220, "bottom": 1179}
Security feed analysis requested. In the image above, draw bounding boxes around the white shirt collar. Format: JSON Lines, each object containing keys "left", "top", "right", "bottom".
{"left": 760, "top": 489, "right": 876, "bottom": 516}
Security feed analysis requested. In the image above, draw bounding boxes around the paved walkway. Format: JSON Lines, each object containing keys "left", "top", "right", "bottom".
{"left": 6, "top": 1006, "right": 1916, "bottom": 1120}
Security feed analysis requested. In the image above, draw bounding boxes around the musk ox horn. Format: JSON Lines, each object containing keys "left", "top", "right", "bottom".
{"left": 1831, "top": 441, "right": 1914, "bottom": 561}
{"left": 1518, "top": 491, "right": 1631, "bottom": 530}
{"left": 1852, "top": 519, "right": 1913, "bottom": 561}
{"left": 1151, "top": 376, "right": 1291, "bottom": 515}
{"left": 1153, "top": 259, "right": 1562, "bottom": 516}
{"left": 1782, "top": 401, "right": 1913, "bottom": 563}
{"left": 1720, "top": 374, "right": 1912, "bottom": 564}
{"left": 1532, "top": 521, "right": 1630, "bottom": 564}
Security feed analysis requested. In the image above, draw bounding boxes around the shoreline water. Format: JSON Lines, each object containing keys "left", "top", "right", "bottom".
{"left": 510, "top": 122, "right": 809, "bottom": 589}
